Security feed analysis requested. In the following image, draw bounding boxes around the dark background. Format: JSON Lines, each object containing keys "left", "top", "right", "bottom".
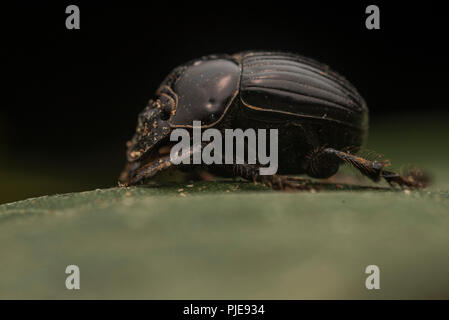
{"left": 2, "top": 1, "right": 448, "bottom": 203}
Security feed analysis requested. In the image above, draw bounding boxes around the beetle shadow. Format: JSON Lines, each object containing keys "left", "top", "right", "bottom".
{"left": 300, "top": 181, "right": 392, "bottom": 192}
{"left": 132, "top": 178, "right": 394, "bottom": 193}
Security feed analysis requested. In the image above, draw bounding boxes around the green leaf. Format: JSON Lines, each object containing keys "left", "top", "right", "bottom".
{"left": 1, "top": 182, "right": 449, "bottom": 299}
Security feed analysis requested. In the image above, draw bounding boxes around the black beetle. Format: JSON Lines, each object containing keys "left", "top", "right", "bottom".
{"left": 119, "top": 51, "right": 426, "bottom": 190}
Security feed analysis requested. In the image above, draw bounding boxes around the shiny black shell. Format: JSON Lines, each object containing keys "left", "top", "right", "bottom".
{"left": 239, "top": 52, "right": 368, "bottom": 131}
{"left": 132, "top": 51, "right": 368, "bottom": 175}
{"left": 158, "top": 51, "right": 367, "bottom": 131}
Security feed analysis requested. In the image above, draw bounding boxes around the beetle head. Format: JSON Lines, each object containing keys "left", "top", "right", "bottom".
{"left": 119, "top": 55, "right": 241, "bottom": 186}
{"left": 119, "top": 95, "right": 175, "bottom": 185}
{"left": 126, "top": 96, "right": 174, "bottom": 161}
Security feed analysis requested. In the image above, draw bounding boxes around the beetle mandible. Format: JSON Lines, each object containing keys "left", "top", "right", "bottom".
{"left": 119, "top": 51, "right": 427, "bottom": 190}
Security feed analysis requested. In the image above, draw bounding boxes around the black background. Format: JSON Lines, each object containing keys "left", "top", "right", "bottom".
{"left": 2, "top": 1, "right": 448, "bottom": 201}
{"left": 2, "top": 300, "right": 447, "bottom": 318}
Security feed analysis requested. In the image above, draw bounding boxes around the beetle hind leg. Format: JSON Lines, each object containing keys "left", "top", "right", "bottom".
{"left": 317, "top": 148, "right": 428, "bottom": 189}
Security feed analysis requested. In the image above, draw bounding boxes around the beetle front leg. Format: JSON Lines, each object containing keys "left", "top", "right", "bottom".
{"left": 120, "top": 155, "right": 172, "bottom": 187}
{"left": 318, "top": 148, "right": 428, "bottom": 189}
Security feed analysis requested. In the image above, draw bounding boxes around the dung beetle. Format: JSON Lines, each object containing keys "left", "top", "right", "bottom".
{"left": 119, "top": 51, "right": 427, "bottom": 190}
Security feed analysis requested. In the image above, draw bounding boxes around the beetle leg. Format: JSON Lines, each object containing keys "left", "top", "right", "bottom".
{"left": 121, "top": 142, "right": 208, "bottom": 186}
{"left": 120, "top": 155, "right": 172, "bottom": 186}
{"left": 380, "top": 169, "right": 429, "bottom": 189}
{"left": 232, "top": 163, "right": 314, "bottom": 191}
{"left": 320, "top": 148, "right": 428, "bottom": 189}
